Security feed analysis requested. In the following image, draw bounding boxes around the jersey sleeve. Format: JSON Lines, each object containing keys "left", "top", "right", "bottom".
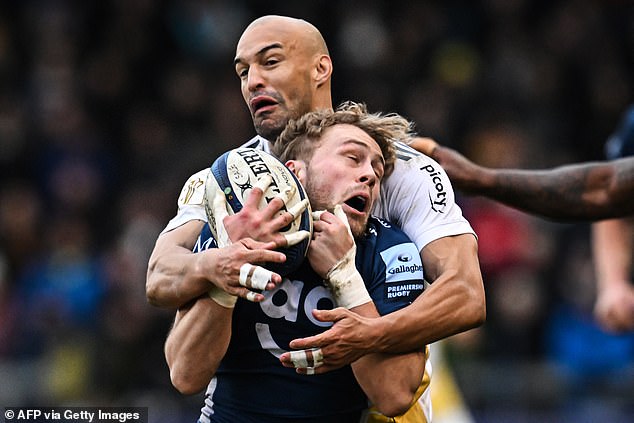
{"left": 359, "top": 219, "right": 426, "bottom": 316}
{"left": 372, "top": 142, "right": 476, "bottom": 252}
{"left": 160, "top": 136, "right": 271, "bottom": 236}
{"left": 160, "top": 168, "right": 209, "bottom": 234}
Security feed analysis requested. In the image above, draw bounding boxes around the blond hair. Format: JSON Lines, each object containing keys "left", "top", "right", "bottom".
{"left": 273, "top": 101, "right": 413, "bottom": 178}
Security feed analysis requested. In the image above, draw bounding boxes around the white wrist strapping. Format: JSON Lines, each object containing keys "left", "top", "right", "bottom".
{"left": 319, "top": 204, "right": 371, "bottom": 309}
{"left": 324, "top": 246, "right": 371, "bottom": 309}
{"left": 208, "top": 286, "right": 238, "bottom": 308}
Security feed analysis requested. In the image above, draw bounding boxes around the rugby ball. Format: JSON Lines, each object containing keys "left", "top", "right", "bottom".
{"left": 204, "top": 147, "right": 312, "bottom": 276}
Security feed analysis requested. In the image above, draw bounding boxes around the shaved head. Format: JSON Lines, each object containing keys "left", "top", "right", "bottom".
{"left": 241, "top": 15, "right": 329, "bottom": 56}
{"left": 234, "top": 15, "right": 333, "bottom": 139}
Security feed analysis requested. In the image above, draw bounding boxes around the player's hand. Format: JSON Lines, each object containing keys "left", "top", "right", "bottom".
{"left": 223, "top": 175, "right": 310, "bottom": 247}
{"left": 310, "top": 205, "right": 371, "bottom": 309}
{"left": 280, "top": 307, "right": 378, "bottom": 374}
{"left": 594, "top": 280, "right": 634, "bottom": 333}
{"left": 201, "top": 238, "right": 285, "bottom": 304}
{"left": 408, "top": 136, "right": 484, "bottom": 193}
{"left": 408, "top": 137, "right": 439, "bottom": 157}
{"left": 307, "top": 207, "right": 354, "bottom": 277}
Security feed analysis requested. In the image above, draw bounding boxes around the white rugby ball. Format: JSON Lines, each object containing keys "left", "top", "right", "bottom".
{"left": 204, "top": 147, "right": 312, "bottom": 276}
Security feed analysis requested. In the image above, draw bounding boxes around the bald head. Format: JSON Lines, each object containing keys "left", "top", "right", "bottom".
{"left": 234, "top": 15, "right": 333, "bottom": 139}
{"left": 241, "top": 15, "right": 329, "bottom": 56}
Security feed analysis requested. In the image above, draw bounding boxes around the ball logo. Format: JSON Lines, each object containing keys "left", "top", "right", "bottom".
{"left": 235, "top": 177, "right": 253, "bottom": 198}
{"left": 239, "top": 148, "right": 274, "bottom": 179}
{"left": 207, "top": 147, "right": 313, "bottom": 276}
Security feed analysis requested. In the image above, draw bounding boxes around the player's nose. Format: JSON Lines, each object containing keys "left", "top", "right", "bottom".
{"left": 246, "top": 66, "right": 266, "bottom": 91}
{"left": 358, "top": 161, "right": 377, "bottom": 187}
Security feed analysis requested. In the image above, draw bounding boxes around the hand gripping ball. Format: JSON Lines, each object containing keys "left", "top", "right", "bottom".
{"left": 204, "top": 147, "right": 313, "bottom": 276}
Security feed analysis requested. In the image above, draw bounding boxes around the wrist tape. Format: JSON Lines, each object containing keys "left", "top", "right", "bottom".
{"left": 324, "top": 247, "right": 371, "bottom": 309}
{"left": 208, "top": 286, "right": 238, "bottom": 308}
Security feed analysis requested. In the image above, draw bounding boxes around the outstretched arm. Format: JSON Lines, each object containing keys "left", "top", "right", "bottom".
{"left": 411, "top": 138, "right": 634, "bottom": 220}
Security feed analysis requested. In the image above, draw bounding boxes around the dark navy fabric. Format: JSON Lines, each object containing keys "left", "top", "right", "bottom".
{"left": 605, "top": 105, "right": 634, "bottom": 160}
{"left": 194, "top": 217, "right": 425, "bottom": 422}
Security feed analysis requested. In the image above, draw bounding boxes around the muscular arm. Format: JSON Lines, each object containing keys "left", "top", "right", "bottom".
{"left": 412, "top": 138, "right": 634, "bottom": 220}
{"left": 468, "top": 159, "right": 634, "bottom": 220}
{"left": 377, "top": 233, "right": 485, "bottom": 352}
{"left": 348, "top": 303, "right": 426, "bottom": 417}
{"left": 146, "top": 220, "right": 285, "bottom": 309}
{"left": 165, "top": 296, "right": 233, "bottom": 394}
{"left": 146, "top": 220, "right": 211, "bottom": 308}
{"left": 289, "top": 233, "right": 484, "bottom": 361}
{"left": 146, "top": 186, "right": 293, "bottom": 309}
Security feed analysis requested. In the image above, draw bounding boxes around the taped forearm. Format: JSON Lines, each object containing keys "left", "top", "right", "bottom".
{"left": 324, "top": 247, "right": 371, "bottom": 309}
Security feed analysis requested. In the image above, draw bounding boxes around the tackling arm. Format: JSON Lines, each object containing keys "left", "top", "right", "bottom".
{"left": 165, "top": 296, "right": 233, "bottom": 394}
{"left": 146, "top": 221, "right": 285, "bottom": 308}
{"left": 287, "top": 233, "right": 484, "bottom": 363}
{"left": 146, "top": 220, "right": 212, "bottom": 308}
{"left": 377, "top": 233, "right": 485, "bottom": 352}
{"left": 347, "top": 303, "right": 426, "bottom": 417}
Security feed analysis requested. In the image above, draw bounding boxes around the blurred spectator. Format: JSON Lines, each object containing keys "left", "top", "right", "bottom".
{"left": 16, "top": 215, "right": 106, "bottom": 353}
{"left": 544, "top": 227, "right": 634, "bottom": 419}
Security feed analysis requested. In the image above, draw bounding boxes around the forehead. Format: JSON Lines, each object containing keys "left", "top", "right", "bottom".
{"left": 319, "top": 124, "right": 382, "bottom": 157}
{"left": 236, "top": 24, "right": 298, "bottom": 61}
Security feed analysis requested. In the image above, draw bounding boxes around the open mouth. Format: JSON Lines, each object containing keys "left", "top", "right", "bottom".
{"left": 250, "top": 96, "right": 278, "bottom": 115}
{"left": 344, "top": 195, "right": 368, "bottom": 213}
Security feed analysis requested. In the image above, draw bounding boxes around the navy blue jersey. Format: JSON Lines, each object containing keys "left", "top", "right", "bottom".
{"left": 194, "top": 217, "right": 425, "bottom": 423}
{"left": 605, "top": 105, "right": 634, "bottom": 160}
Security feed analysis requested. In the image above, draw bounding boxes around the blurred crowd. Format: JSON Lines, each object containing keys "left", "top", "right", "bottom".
{"left": 0, "top": 1, "right": 632, "bottom": 422}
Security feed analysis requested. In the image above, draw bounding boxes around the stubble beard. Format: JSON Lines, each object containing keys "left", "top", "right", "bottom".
{"left": 255, "top": 95, "right": 312, "bottom": 140}
{"left": 305, "top": 176, "right": 368, "bottom": 239}
{"left": 347, "top": 214, "right": 368, "bottom": 239}
{"left": 254, "top": 113, "right": 290, "bottom": 141}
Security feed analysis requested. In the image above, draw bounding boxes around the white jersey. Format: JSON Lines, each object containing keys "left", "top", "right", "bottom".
{"left": 162, "top": 135, "right": 475, "bottom": 251}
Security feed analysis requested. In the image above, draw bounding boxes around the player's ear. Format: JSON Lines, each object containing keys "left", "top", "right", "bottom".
{"left": 285, "top": 160, "right": 307, "bottom": 184}
{"left": 313, "top": 55, "right": 332, "bottom": 87}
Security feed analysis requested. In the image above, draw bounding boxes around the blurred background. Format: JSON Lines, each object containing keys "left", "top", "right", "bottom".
{"left": 0, "top": 1, "right": 633, "bottom": 422}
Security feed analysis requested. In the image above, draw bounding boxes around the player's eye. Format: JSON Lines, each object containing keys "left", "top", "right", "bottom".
{"left": 237, "top": 67, "right": 249, "bottom": 79}
{"left": 374, "top": 167, "right": 384, "bottom": 180}
{"left": 264, "top": 58, "right": 279, "bottom": 67}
